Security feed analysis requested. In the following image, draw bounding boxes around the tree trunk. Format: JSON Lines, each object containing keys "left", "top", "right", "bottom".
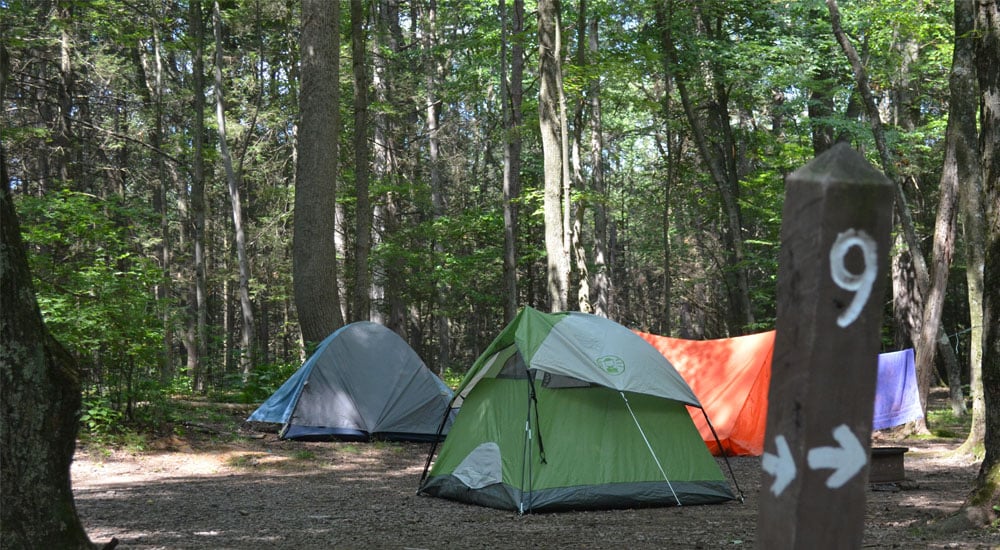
{"left": 538, "top": 0, "right": 569, "bottom": 312}
{"left": 654, "top": 4, "right": 678, "bottom": 334}
{"left": 960, "top": 0, "right": 988, "bottom": 450}
{"left": 570, "top": 0, "right": 591, "bottom": 314}
{"left": 188, "top": 0, "right": 209, "bottom": 392}
{"left": 967, "top": 0, "right": 1000, "bottom": 520}
{"left": 659, "top": 1, "right": 754, "bottom": 334}
{"left": 371, "top": 0, "right": 406, "bottom": 332}
{"left": 807, "top": 67, "right": 837, "bottom": 155}
{"left": 351, "top": 0, "right": 372, "bottom": 323}
{"left": 54, "top": 1, "right": 75, "bottom": 186}
{"left": 212, "top": 0, "right": 255, "bottom": 375}
{"left": 500, "top": 0, "right": 525, "bottom": 324}
{"left": 589, "top": 16, "right": 612, "bottom": 320}
{"left": 294, "top": 0, "right": 344, "bottom": 344}
{"left": 423, "top": 0, "right": 450, "bottom": 372}
{"left": 914, "top": 0, "right": 979, "bottom": 422}
{"left": 1, "top": 134, "right": 96, "bottom": 549}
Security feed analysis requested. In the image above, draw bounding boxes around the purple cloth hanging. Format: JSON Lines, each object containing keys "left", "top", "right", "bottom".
{"left": 872, "top": 348, "right": 924, "bottom": 430}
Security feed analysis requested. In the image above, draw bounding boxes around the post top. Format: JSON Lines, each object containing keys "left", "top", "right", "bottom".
{"left": 787, "top": 142, "right": 892, "bottom": 187}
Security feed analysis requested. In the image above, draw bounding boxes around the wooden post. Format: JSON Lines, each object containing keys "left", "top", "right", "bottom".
{"left": 757, "top": 143, "right": 894, "bottom": 549}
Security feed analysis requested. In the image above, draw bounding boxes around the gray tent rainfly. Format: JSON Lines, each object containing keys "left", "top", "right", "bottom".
{"left": 247, "top": 321, "right": 454, "bottom": 441}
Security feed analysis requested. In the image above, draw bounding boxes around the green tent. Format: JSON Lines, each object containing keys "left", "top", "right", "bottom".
{"left": 418, "top": 307, "right": 737, "bottom": 513}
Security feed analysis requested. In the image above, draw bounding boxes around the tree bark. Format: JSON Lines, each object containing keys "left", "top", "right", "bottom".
{"left": 188, "top": 0, "right": 209, "bottom": 391}
{"left": 588, "top": 16, "right": 612, "bottom": 320}
{"left": 351, "top": 0, "right": 372, "bottom": 323}
{"left": 659, "top": 1, "right": 754, "bottom": 334}
{"left": 538, "top": 0, "right": 569, "bottom": 312}
{"left": 213, "top": 0, "right": 255, "bottom": 375}
{"left": 1, "top": 125, "right": 96, "bottom": 549}
{"left": 914, "top": 0, "right": 979, "bottom": 422}
{"left": 570, "top": 0, "right": 591, "bottom": 314}
{"left": 968, "top": 0, "right": 1000, "bottom": 519}
{"left": 294, "top": 0, "right": 344, "bottom": 344}
{"left": 500, "top": 0, "right": 525, "bottom": 324}
{"left": 423, "top": 0, "right": 450, "bottom": 372}
{"left": 371, "top": 0, "right": 406, "bottom": 333}
{"left": 960, "top": 0, "right": 989, "bottom": 451}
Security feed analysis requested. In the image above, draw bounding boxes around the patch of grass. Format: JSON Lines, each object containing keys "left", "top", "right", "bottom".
{"left": 226, "top": 454, "right": 259, "bottom": 468}
{"left": 340, "top": 444, "right": 361, "bottom": 454}
{"left": 120, "top": 431, "right": 148, "bottom": 453}
{"left": 373, "top": 440, "right": 400, "bottom": 451}
{"left": 293, "top": 450, "right": 316, "bottom": 461}
{"left": 925, "top": 395, "right": 972, "bottom": 439}
{"left": 78, "top": 428, "right": 148, "bottom": 453}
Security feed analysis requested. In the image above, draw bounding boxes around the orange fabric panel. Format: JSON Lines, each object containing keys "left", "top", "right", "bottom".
{"left": 636, "top": 330, "right": 775, "bottom": 456}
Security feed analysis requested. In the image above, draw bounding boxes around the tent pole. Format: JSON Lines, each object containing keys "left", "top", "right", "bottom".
{"left": 699, "top": 408, "right": 746, "bottom": 503}
{"left": 619, "top": 391, "right": 681, "bottom": 506}
{"left": 418, "top": 395, "right": 458, "bottom": 485}
{"left": 519, "top": 378, "right": 535, "bottom": 515}
{"left": 525, "top": 371, "right": 547, "bottom": 463}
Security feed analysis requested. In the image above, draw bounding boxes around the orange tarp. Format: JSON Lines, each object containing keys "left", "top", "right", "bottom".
{"left": 636, "top": 330, "right": 775, "bottom": 456}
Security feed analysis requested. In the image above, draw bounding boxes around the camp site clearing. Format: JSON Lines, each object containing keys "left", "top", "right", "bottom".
{"left": 72, "top": 389, "right": 998, "bottom": 549}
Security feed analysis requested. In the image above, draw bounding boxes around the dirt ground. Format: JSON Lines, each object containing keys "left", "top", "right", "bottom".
{"left": 72, "top": 405, "right": 1000, "bottom": 549}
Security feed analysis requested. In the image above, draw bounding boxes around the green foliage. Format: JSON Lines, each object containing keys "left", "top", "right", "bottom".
{"left": 441, "top": 368, "right": 464, "bottom": 391}
{"left": 239, "top": 362, "right": 299, "bottom": 404}
{"left": 18, "top": 190, "right": 166, "bottom": 418}
{"left": 4, "top": 0, "right": 970, "bottom": 412}
{"left": 926, "top": 407, "right": 965, "bottom": 439}
{"left": 79, "top": 398, "right": 125, "bottom": 439}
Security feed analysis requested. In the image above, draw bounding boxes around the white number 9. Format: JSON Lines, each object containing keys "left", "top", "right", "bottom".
{"left": 829, "top": 229, "right": 878, "bottom": 328}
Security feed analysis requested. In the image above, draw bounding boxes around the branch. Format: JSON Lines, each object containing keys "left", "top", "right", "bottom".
{"left": 825, "top": 0, "right": 929, "bottom": 294}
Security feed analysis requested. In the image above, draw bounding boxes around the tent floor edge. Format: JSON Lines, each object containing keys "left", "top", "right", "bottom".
{"left": 418, "top": 475, "right": 735, "bottom": 513}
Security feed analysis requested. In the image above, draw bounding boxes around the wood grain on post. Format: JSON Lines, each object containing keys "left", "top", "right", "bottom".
{"left": 757, "top": 143, "right": 894, "bottom": 549}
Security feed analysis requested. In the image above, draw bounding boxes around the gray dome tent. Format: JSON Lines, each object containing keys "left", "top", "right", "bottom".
{"left": 248, "top": 322, "right": 454, "bottom": 441}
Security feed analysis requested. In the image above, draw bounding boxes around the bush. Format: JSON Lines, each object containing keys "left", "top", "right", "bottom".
{"left": 79, "top": 397, "right": 124, "bottom": 439}
{"left": 240, "top": 361, "right": 299, "bottom": 403}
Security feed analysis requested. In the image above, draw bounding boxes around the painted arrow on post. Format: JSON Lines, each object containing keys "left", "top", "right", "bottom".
{"left": 807, "top": 424, "right": 866, "bottom": 489}
{"left": 762, "top": 435, "right": 796, "bottom": 496}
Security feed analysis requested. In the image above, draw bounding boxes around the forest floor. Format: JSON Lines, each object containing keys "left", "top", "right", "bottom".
{"left": 73, "top": 390, "right": 1000, "bottom": 549}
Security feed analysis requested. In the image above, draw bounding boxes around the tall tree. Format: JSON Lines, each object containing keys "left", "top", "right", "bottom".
{"left": 913, "top": 0, "right": 979, "bottom": 422}
{"left": 826, "top": 0, "right": 955, "bottom": 423}
{"left": 0, "top": 94, "right": 96, "bottom": 547}
{"left": 370, "top": 0, "right": 406, "bottom": 330}
{"left": 570, "top": 0, "right": 592, "bottom": 314}
{"left": 500, "top": 0, "right": 525, "bottom": 323}
{"left": 657, "top": 0, "right": 755, "bottom": 334}
{"left": 212, "top": 0, "right": 255, "bottom": 375}
{"left": 966, "top": 0, "right": 1000, "bottom": 518}
{"left": 588, "top": 15, "right": 612, "bottom": 319}
{"left": 351, "top": 0, "right": 372, "bottom": 323}
{"left": 187, "top": 0, "right": 210, "bottom": 391}
{"left": 294, "top": 0, "right": 344, "bottom": 344}
{"left": 959, "top": 0, "right": 988, "bottom": 453}
{"left": 422, "top": 0, "right": 451, "bottom": 371}
{"left": 538, "top": 0, "right": 569, "bottom": 312}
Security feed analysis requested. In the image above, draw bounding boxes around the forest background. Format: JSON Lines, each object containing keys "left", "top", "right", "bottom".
{"left": 1, "top": 0, "right": 995, "bottom": 457}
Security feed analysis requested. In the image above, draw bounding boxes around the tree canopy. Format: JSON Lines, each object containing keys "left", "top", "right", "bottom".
{"left": 0, "top": 0, "right": 980, "bottom": 429}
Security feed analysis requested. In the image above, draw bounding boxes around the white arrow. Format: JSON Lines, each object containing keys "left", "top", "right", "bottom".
{"left": 807, "top": 424, "right": 867, "bottom": 489}
{"left": 762, "top": 435, "right": 796, "bottom": 496}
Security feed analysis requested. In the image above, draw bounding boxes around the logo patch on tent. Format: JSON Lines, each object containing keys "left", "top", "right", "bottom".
{"left": 596, "top": 355, "right": 626, "bottom": 375}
